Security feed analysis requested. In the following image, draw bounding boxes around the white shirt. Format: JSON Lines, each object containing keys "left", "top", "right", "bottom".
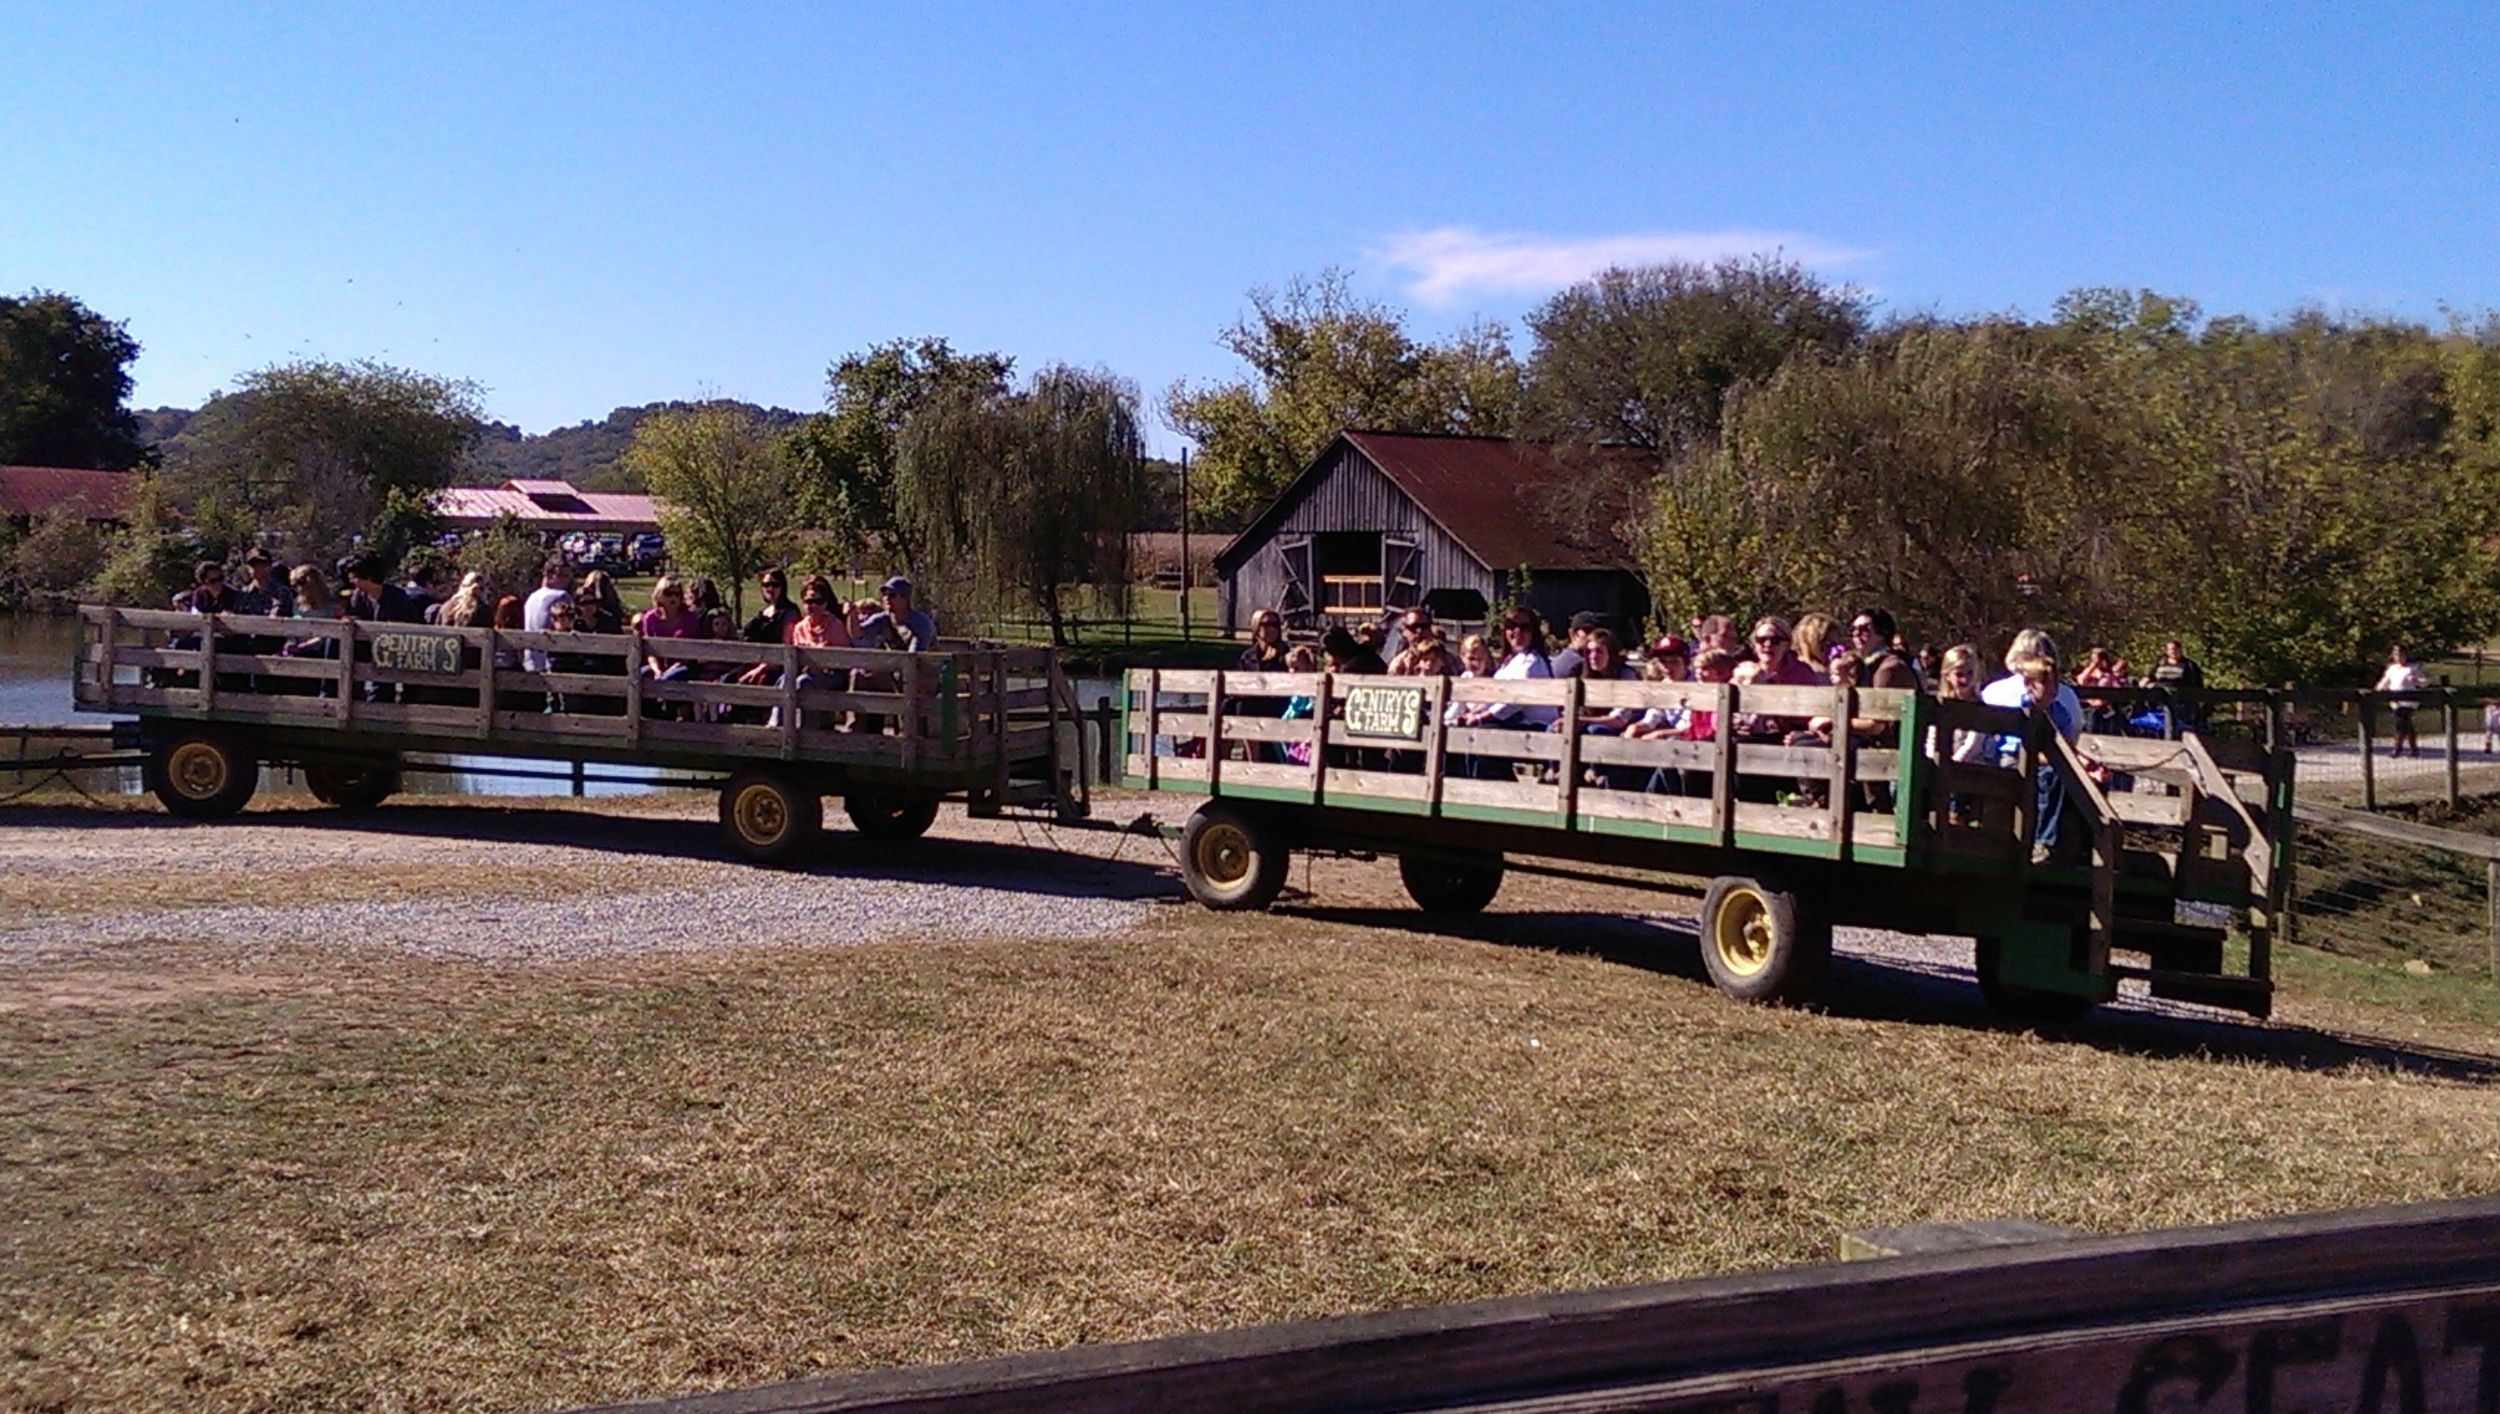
{"left": 1981, "top": 673, "right": 2082, "bottom": 766}
{"left": 2377, "top": 661, "right": 2427, "bottom": 695}
{"left": 522, "top": 585, "right": 569, "bottom": 671}
{"left": 1479, "top": 650, "right": 1558, "bottom": 728}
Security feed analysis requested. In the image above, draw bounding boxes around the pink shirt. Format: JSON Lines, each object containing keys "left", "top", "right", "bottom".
{"left": 635, "top": 607, "right": 702, "bottom": 640}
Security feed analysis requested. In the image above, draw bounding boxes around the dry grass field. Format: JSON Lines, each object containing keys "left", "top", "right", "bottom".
{"left": 1, "top": 791, "right": 2496, "bottom": 1412}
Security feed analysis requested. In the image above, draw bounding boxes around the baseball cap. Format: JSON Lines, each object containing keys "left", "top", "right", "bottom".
{"left": 1649, "top": 634, "right": 1690, "bottom": 658}
{"left": 880, "top": 575, "right": 912, "bottom": 596}
{"left": 1568, "top": 611, "right": 1604, "bottom": 631}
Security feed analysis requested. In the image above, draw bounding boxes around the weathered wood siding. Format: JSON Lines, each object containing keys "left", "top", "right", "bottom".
{"left": 1219, "top": 444, "right": 1495, "bottom": 631}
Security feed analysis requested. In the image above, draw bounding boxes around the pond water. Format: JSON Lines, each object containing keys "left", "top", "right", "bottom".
{"left": 0, "top": 613, "right": 81, "bottom": 726}
{"left": 2, "top": 615, "right": 1130, "bottom": 796}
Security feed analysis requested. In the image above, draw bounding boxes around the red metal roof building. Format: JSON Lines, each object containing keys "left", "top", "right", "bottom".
{"left": 1213, "top": 431, "right": 1653, "bottom": 638}
{"left": 431, "top": 479, "right": 663, "bottom": 534}
{"left": 0, "top": 465, "right": 142, "bottom": 525}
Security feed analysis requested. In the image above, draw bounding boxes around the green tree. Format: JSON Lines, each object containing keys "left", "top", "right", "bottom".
{"left": 896, "top": 364, "right": 1147, "bottom": 645}
{"left": 785, "top": 339, "right": 1014, "bottom": 572}
{"left": 1635, "top": 445, "right": 1784, "bottom": 630}
{"left": 624, "top": 401, "right": 799, "bottom": 619}
{"left": 1723, "top": 318, "right": 2151, "bottom": 651}
{"left": 2098, "top": 305, "right": 2500, "bottom": 684}
{"left": 1164, "top": 270, "right": 1522, "bottom": 523}
{"left": 0, "top": 508, "right": 110, "bottom": 604}
{"left": 1524, "top": 256, "right": 1869, "bottom": 456}
{"left": 0, "top": 290, "right": 148, "bottom": 470}
{"left": 363, "top": 485, "right": 444, "bottom": 577}
{"left": 164, "top": 359, "right": 483, "bottom": 564}
{"left": 452, "top": 513, "right": 548, "bottom": 602}
{"left": 90, "top": 476, "right": 243, "bottom": 608}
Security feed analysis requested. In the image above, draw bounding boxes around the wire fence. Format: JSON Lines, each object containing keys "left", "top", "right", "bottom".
{"left": 2289, "top": 807, "right": 2500, "bottom": 985}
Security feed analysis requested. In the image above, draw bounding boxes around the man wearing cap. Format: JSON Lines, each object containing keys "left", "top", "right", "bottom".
{"left": 229, "top": 547, "right": 294, "bottom": 618}
{"left": 1549, "top": 610, "right": 1605, "bottom": 679}
{"left": 860, "top": 575, "right": 936, "bottom": 652}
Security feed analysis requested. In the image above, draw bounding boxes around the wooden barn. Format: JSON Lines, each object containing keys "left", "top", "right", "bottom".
{"left": 1213, "top": 431, "right": 1652, "bottom": 639}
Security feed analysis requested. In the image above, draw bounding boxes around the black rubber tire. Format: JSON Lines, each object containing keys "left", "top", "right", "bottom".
{"left": 720, "top": 770, "right": 823, "bottom": 866}
{"left": 146, "top": 728, "right": 258, "bottom": 819}
{"left": 1973, "top": 938, "right": 2096, "bottom": 1027}
{"left": 1399, "top": 851, "right": 1505, "bottom": 914}
{"left": 304, "top": 759, "right": 401, "bottom": 810}
{"left": 1179, "top": 801, "right": 1289, "bottom": 912}
{"left": 845, "top": 792, "right": 942, "bottom": 841}
{"left": 1697, "top": 874, "right": 1831, "bottom": 1004}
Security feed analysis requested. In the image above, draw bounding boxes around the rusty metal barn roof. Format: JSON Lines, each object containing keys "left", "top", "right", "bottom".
{"left": 0, "top": 465, "right": 141, "bottom": 521}
{"left": 1218, "top": 432, "right": 1650, "bottom": 574}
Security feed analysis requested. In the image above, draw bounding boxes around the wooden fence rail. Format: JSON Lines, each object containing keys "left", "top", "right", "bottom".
{"left": 584, "top": 1194, "right": 2500, "bottom": 1413}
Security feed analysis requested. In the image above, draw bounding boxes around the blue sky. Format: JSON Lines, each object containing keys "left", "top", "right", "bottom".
{"left": 5, "top": 2, "right": 2496, "bottom": 446}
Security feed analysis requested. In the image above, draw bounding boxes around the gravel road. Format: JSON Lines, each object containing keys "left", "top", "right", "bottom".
{"left": 0, "top": 790, "right": 2226, "bottom": 1028}
{"left": 0, "top": 796, "right": 1176, "bottom": 965}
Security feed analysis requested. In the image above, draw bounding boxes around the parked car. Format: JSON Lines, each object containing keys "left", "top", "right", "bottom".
{"left": 626, "top": 533, "right": 667, "bottom": 573}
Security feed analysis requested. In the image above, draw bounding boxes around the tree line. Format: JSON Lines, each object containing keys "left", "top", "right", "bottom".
{"left": 6, "top": 272, "right": 2500, "bottom": 680}
{"left": 1166, "top": 269, "right": 2500, "bottom": 686}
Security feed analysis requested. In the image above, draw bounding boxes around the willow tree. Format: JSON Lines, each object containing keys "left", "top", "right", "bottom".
{"left": 896, "top": 365, "right": 1146, "bottom": 645}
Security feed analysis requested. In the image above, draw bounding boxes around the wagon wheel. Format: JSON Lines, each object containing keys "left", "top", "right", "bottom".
{"left": 146, "top": 728, "right": 259, "bottom": 820}
{"left": 720, "top": 769, "right": 823, "bottom": 866}
{"left": 1179, "top": 801, "right": 1289, "bottom": 912}
{"left": 845, "top": 792, "right": 942, "bottom": 841}
{"left": 1697, "top": 874, "right": 1830, "bottom": 1005}
{"left": 1399, "top": 851, "right": 1505, "bottom": 914}
{"left": 304, "top": 757, "right": 401, "bottom": 810}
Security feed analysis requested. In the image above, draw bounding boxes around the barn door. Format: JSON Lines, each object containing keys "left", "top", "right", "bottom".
{"left": 1277, "top": 536, "right": 1314, "bottom": 630}
{"left": 1383, "top": 537, "right": 1422, "bottom": 613}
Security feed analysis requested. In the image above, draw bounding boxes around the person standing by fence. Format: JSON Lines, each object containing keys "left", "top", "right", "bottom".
{"left": 2377, "top": 644, "right": 2428, "bottom": 759}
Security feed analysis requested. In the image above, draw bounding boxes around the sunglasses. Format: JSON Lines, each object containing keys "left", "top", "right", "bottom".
{"left": 802, "top": 596, "right": 829, "bottom": 607}
{"left": 1754, "top": 633, "right": 1787, "bottom": 645}
{"left": 1850, "top": 622, "right": 1878, "bottom": 635}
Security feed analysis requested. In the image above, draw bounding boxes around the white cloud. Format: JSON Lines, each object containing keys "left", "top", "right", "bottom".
{"left": 1374, "top": 226, "right": 1874, "bottom": 305}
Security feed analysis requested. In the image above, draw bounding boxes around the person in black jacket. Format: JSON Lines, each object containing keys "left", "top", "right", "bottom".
{"left": 343, "top": 555, "right": 425, "bottom": 624}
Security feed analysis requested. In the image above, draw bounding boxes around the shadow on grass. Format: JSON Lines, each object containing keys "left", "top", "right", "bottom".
{"left": 1286, "top": 903, "right": 2500, "bottom": 1084}
{"left": 0, "top": 801, "right": 1184, "bottom": 903}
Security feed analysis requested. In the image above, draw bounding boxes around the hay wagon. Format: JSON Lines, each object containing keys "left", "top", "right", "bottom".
{"left": 71, "top": 606, "right": 1088, "bottom": 862}
{"left": 1123, "top": 668, "right": 2294, "bottom": 1020}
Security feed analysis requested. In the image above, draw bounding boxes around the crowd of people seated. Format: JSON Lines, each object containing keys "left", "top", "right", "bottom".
{"left": 1232, "top": 601, "right": 2169, "bottom": 856}
{"left": 164, "top": 552, "right": 939, "bottom": 728}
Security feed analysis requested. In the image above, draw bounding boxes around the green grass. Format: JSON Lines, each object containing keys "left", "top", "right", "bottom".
{"left": 2275, "top": 943, "right": 2500, "bottom": 1030}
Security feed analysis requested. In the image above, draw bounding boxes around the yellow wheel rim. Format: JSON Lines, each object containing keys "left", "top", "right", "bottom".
{"left": 1196, "top": 821, "right": 1253, "bottom": 887}
{"left": 167, "top": 741, "right": 229, "bottom": 800}
{"left": 1710, "top": 887, "right": 1775, "bottom": 978}
{"left": 733, "top": 783, "right": 789, "bottom": 846}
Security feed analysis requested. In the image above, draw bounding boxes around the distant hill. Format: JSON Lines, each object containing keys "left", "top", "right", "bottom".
{"left": 470, "top": 403, "right": 806, "bottom": 491}
{"left": 136, "top": 401, "right": 807, "bottom": 492}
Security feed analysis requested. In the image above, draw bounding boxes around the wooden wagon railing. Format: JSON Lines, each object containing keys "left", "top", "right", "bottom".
{"left": 74, "top": 607, "right": 1075, "bottom": 784}
{"left": 1121, "top": 669, "right": 2127, "bottom": 867}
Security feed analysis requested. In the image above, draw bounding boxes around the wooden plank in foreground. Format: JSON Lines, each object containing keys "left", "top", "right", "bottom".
{"left": 581, "top": 1195, "right": 2500, "bottom": 1414}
